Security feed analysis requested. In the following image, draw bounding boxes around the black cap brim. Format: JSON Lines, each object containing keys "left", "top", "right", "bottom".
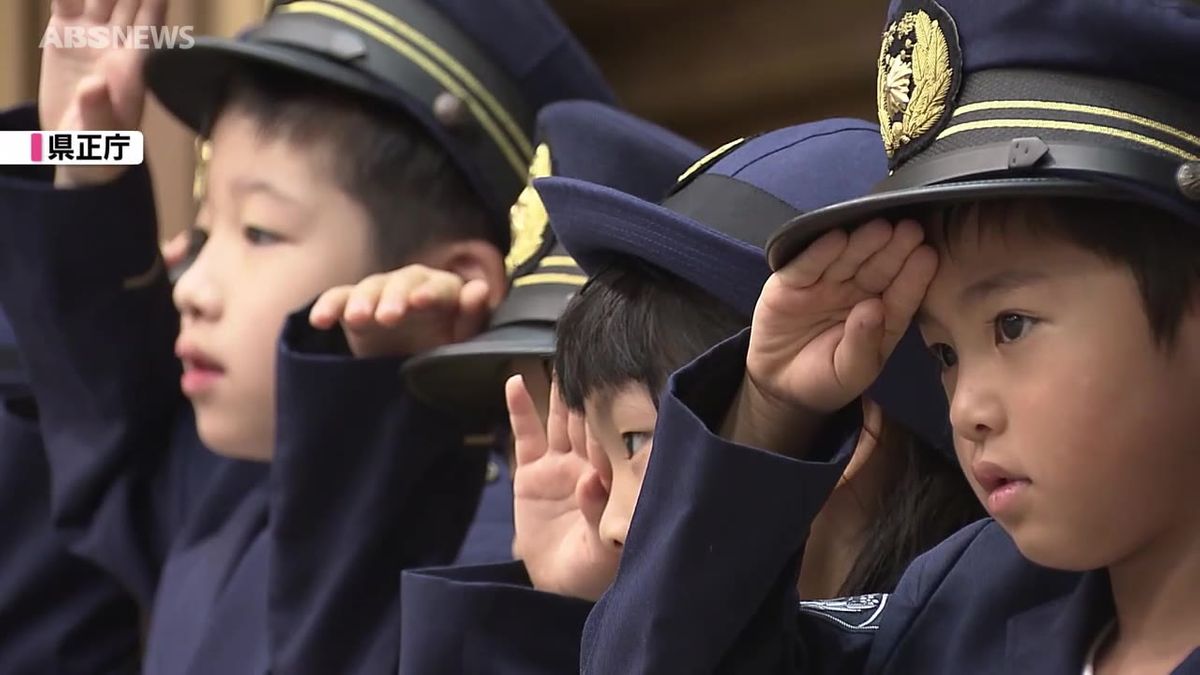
{"left": 766, "top": 176, "right": 1129, "bottom": 270}
{"left": 404, "top": 324, "right": 554, "bottom": 418}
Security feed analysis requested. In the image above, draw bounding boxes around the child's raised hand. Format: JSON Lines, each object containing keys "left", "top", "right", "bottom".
{"left": 308, "top": 264, "right": 491, "bottom": 358}
{"left": 729, "top": 219, "right": 937, "bottom": 453}
{"left": 508, "top": 376, "right": 619, "bottom": 601}
{"left": 161, "top": 230, "right": 189, "bottom": 270}
{"left": 40, "top": 0, "right": 165, "bottom": 187}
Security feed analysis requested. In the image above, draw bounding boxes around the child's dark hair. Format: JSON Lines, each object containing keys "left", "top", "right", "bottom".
{"left": 924, "top": 198, "right": 1200, "bottom": 350}
{"left": 554, "top": 255, "right": 984, "bottom": 596}
{"left": 215, "top": 64, "right": 496, "bottom": 270}
{"left": 555, "top": 257, "right": 744, "bottom": 410}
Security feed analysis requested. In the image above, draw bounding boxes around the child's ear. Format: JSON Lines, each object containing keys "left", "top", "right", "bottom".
{"left": 417, "top": 239, "right": 508, "bottom": 310}
{"left": 841, "top": 398, "right": 885, "bottom": 486}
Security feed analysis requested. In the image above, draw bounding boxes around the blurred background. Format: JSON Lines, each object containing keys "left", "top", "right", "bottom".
{"left": 0, "top": 0, "right": 884, "bottom": 239}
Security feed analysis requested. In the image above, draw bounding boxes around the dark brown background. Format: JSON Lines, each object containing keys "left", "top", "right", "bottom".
{"left": 0, "top": 1, "right": 886, "bottom": 237}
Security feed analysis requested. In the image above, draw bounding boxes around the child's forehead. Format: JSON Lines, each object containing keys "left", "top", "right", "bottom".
{"left": 923, "top": 199, "right": 1051, "bottom": 245}
{"left": 919, "top": 198, "right": 1110, "bottom": 265}
{"left": 583, "top": 380, "right": 655, "bottom": 413}
{"left": 208, "top": 112, "right": 340, "bottom": 193}
{"left": 916, "top": 200, "right": 1114, "bottom": 312}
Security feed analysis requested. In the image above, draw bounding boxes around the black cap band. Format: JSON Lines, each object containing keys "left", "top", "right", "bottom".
{"left": 889, "top": 69, "right": 1200, "bottom": 203}
{"left": 660, "top": 173, "right": 801, "bottom": 250}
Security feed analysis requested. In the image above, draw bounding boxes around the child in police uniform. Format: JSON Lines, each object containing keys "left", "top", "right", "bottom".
{"left": 401, "top": 99, "right": 708, "bottom": 566}
{"left": 580, "top": 0, "right": 1200, "bottom": 673}
{"left": 0, "top": 0, "right": 611, "bottom": 672}
{"left": 399, "top": 119, "right": 985, "bottom": 672}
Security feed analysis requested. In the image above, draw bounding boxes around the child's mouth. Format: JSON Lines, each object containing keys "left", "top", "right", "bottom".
{"left": 176, "top": 341, "right": 226, "bottom": 396}
{"left": 972, "top": 462, "right": 1032, "bottom": 516}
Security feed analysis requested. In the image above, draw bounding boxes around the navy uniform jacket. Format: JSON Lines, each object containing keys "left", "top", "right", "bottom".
{"left": 0, "top": 104, "right": 492, "bottom": 674}
{"left": 453, "top": 449, "right": 515, "bottom": 566}
{"left": 579, "top": 332, "right": 1200, "bottom": 674}
{"left": 399, "top": 562, "right": 590, "bottom": 674}
{"left": 0, "top": 397, "right": 142, "bottom": 674}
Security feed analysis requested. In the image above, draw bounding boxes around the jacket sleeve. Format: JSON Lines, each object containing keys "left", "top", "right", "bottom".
{"left": 267, "top": 312, "right": 487, "bottom": 675}
{"left": 580, "top": 330, "right": 878, "bottom": 674}
{"left": 399, "top": 562, "right": 592, "bottom": 674}
{"left": 0, "top": 104, "right": 200, "bottom": 606}
{"left": 0, "top": 401, "right": 142, "bottom": 675}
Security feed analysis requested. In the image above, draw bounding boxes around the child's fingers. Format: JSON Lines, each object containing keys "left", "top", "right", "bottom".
{"left": 52, "top": 1, "right": 86, "bottom": 19}
{"left": 406, "top": 271, "right": 462, "bottom": 311}
{"left": 545, "top": 378, "right": 570, "bottom": 454}
{"left": 854, "top": 219, "right": 926, "bottom": 294}
{"left": 134, "top": 0, "right": 166, "bottom": 28}
{"left": 83, "top": 0, "right": 118, "bottom": 23}
{"left": 774, "top": 228, "right": 848, "bottom": 289}
{"left": 343, "top": 274, "right": 388, "bottom": 328}
{"left": 584, "top": 421, "right": 613, "bottom": 491}
{"left": 309, "top": 286, "right": 353, "bottom": 329}
{"left": 576, "top": 467, "right": 609, "bottom": 531}
{"left": 880, "top": 245, "right": 938, "bottom": 353}
{"left": 451, "top": 279, "right": 491, "bottom": 343}
{"left": 832, "top": 297, "right": 886, "bottom": 393}
{"left": 566, "top": 410, "right": 587, "bottom": 459}
{"left": 822, "top": 220, "right": 894, "bottom": 283}
{"left": 160, "top": 231, "right": 189, "bottom": 269}
{"left": 374, "top": 268, "right": 428, "bottom": 325}
{"left": 110, "top": 0, "right": 139, "bottom": 26}
{"left": 77, "top": 76, "right": 118, "bottom": 130}
{"left": 506, "top": 375, "right": 548, "bottom": 466}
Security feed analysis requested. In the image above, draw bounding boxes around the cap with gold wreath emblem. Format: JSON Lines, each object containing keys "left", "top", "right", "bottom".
{"left": 769, "top": 0, "right": 1200, "bottom": 268}
{"left": 403, "top": 101, "right": 705, "bottom": 418}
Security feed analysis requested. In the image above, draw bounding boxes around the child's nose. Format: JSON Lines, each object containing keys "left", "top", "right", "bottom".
{"left": 172, "top": 244, "right": 222, "bottom": 321}
{"left": 598, "top": 502, "right": 629, "bottom": 552}
{"left": 948, "top": 378, "right": 1005, "bottom": 445}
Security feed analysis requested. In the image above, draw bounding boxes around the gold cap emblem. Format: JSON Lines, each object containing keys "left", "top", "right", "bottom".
{"left": 505, "top": 143, "right": 553, "bottom": 275}
{"left": 877, "top": 4, "right": 960, "bottom": 162}
{"left": 192, "top": 138, "right": 213, "bottom": 203}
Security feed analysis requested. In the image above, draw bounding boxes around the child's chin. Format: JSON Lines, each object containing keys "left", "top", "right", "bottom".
{"left": 194, "top": 413, "right": 274, "bottom": 463}
{"left": 1007, "top": 520, "right": 1111, "bottom": 572}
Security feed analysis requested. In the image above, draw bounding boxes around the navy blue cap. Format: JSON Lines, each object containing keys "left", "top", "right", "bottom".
{"left": 403, "top": 101, "right": 705, "bottom": 417}
{"left": 145, "top": 0, "right": 615, "bottom": 244}
{"left": 770, "top": 0, "right": 1200, "bottom": 267}
{"left": 0, "top": 308, "right": 26, "bottom": 399}
{"left": 541, "top": 119, "right": 954, "bottom": 452}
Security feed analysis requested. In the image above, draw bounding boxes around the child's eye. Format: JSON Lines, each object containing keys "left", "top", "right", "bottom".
{"left": 928, "top": 343, "right": 958, "bottom": 370}
{"left": 243, "top": 225, "right": 282, "bottom": 246}
{"left": 621, "top": 432, "right": 652, "bottom": 459}
{"left": 993, "top": 313, "right": 1037, "bottom": 344}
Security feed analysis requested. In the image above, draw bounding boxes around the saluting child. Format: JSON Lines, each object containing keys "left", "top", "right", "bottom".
{"left": 0, "top": 0, "right": 611, "bottom": 672}
{"left": 581, "top": 1, "right": 1200, "bottom": 673}
{"left": 401, "top": 119, "right": 984, "bottom": 673}
{"left": 401, "top": 99, "right": 707, "bottom": 566}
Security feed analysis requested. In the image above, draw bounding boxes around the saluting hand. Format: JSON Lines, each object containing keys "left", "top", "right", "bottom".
{"left": 308, "top": 264, "right": 491, "bottom": 359}
{"left": 508, "top": 376, "right": 618, "bottom": 601}
{"left": 40, "top": 0, "right": 166, "bottom": 187}
{"left": 726, "top": 219, "right": 937, "bottom": 454}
